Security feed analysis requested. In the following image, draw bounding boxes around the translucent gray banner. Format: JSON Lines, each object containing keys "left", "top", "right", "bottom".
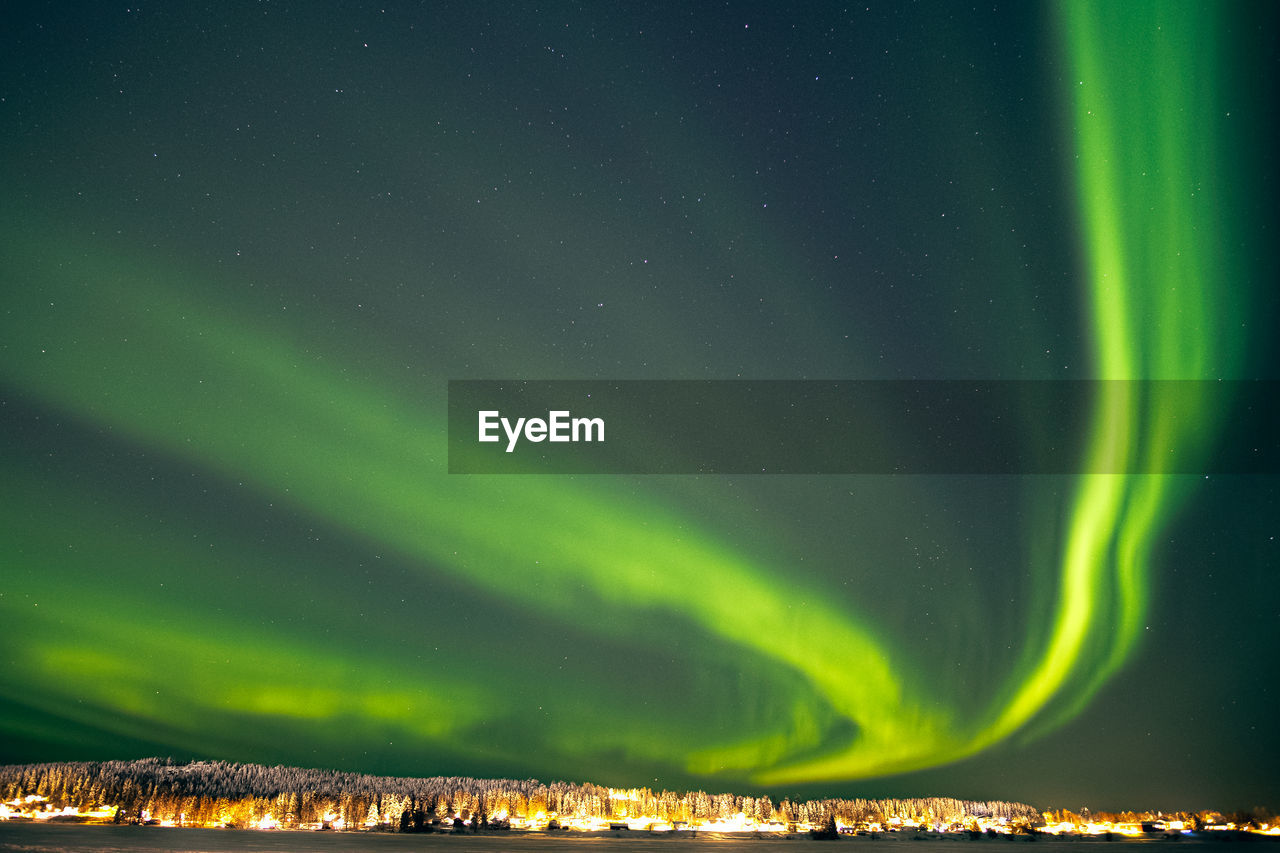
{"left": 447, "top": 380, "right": 1278, "bottom": 474}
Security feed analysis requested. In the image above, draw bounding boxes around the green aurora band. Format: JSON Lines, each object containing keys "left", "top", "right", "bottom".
{"left": 972, "top": 0, "right": 1249, "bottom": 757}
{"left": 0, "top": 0, "right": 1257, "bottom": 789}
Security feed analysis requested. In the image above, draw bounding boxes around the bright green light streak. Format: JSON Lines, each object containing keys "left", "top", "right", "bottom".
{"left": 753, "top": 1, "right": 1253, "bottom": 781}
{"left": 974, "top": 0, "right": 1247, "bottom": 749}
{"left": 0, "top": 486, "right": 495, "bottom": 760}
{"left": 1, "top": 229, "right": 960, "bottom": 781}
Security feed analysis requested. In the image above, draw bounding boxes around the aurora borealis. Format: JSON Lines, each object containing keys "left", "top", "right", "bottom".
{"left": 2, "top": 0, "right": 1277, "bottom": 812}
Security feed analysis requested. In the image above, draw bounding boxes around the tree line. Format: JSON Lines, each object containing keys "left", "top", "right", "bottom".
{"left": 0, "top": 757, "right": 1039, "bottom": 830}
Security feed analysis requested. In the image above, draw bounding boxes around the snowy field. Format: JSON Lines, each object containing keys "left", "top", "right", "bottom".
{"left": 0, "top": 825, "right": 1273, "bottom": 853}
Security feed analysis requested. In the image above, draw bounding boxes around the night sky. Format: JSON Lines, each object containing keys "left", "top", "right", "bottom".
{"left": 2, "top": 1, "right": 1277, "bottom": 813}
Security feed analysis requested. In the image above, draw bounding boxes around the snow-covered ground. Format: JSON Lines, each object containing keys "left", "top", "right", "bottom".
{"left": 0, "top": 823, "right": 1270, "bottom": 853}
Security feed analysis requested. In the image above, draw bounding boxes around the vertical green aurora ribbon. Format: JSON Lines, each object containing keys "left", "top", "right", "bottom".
{"left": 760, "top": 0, "right": 1256, "bottom": 781}
{"left": 969, "top": 0, "right": 1251, "bottom": 754}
